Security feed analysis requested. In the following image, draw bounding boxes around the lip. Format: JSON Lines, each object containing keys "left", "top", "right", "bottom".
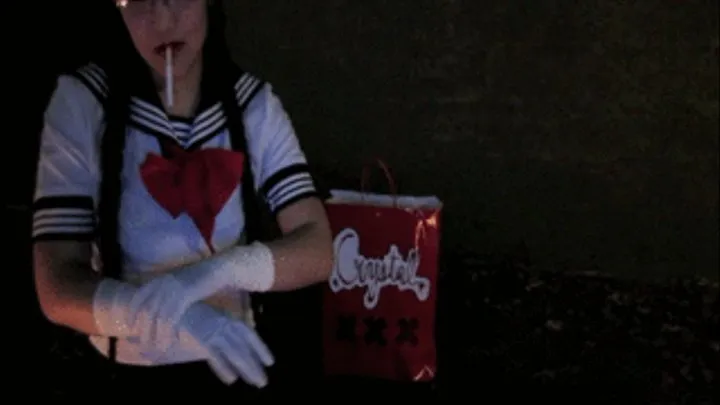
{"left": 154, "top": 41, "right": 186, "bottom": 57}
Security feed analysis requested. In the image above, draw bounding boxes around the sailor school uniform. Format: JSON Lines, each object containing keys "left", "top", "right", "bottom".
{"left": 32, "top": 63, "right": 318, "bottom": 366}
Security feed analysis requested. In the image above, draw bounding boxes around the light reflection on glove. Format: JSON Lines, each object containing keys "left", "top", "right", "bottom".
{"left": 179, "top": 304, "right": 275, "bottom": 387}
{"left": 94, "top": 275, "right": 273, "bottom": 387}
{"left": 93, "top": 276, "right": 191, "bottom": 352}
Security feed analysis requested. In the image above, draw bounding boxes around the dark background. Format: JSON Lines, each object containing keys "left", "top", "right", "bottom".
{"left": 222, "top": 0, "right": 718, "bottom": 280}
{"left": 14, "top": 0, "right": 717, "bottom": 280}
{"left": 7, "top": 1, "right": 718, "bottom": 402}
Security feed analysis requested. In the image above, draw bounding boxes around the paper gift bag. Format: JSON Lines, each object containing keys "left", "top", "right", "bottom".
{"left": 322, "top": 161, "right": 442, "bottom": 382}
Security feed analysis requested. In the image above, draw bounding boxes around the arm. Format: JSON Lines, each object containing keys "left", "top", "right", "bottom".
{"left": 34, "top": 239, "right": 179, "bottom": 339}
{"left": 32, "top": 75, "right": 197, "bottom": 339}
{"left": 35, "top": 238, "right": 273, "bottom": 387}
{"left": 171, "top": 84, "right": 333, "bottom": 294}
{"left": 263, "top": 196, "right": 333, "bottom": 291}
{"left": 174, "top": 196, "right": 333, "bottom": 294}
{"left": 247, "top": 83, "right": 333, "bottom": 289}
{"left": 34, "top": 240, "right": 103, "bottom": 334}
{"left": 33, "top": 73, "right": 273, "bottom": 386}
{"left": 31, "top": 74, "right": 106, "bottom": 332}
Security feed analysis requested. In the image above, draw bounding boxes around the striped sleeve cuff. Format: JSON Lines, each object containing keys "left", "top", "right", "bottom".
{"left": 259, "top": 164, "right": 319, "bottom": 214}
{"left": 32, "top": 196, "right": 97, "bottom": 241}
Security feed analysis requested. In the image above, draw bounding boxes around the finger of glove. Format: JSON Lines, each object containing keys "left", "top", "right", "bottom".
{"left": 155, "top": 292, "right": 192, "bottom": 339}
{"left": 127, "top": 278, "right": 172, "bottom": 327}
{"left": 155, "top": 277, "right": 194, "bottom": 328}
{"left": 130, "top": 291, "right": 176, "bottom": 349}
{"left": 234, "top": 324, "right": 275, "bottom": 367}
{"left": 217, "top": 339, "right": 268, "bottom": 388}
{"left": 126, "top": 287, "right": 164, "bottom": 345}
{"left": 128, "top": 279, "right": 184, "bottom": 346}
{"left": 207, "top": 349, "right": 239, "bottom": 386}
{"left": 126, "top": 280, "right": 159, "bottom": 327}
{"left": 141, "top": 278, "right": 189, "bottom": 330}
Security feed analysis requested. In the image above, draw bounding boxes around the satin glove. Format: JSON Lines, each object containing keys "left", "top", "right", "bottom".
{"left": 178, "top": 304, "right": 275, "bottom": 387}
{"left": 171, "top": 242, "right": 276, "bottom": 304}
{"left": 95, "top": 277, "right": 273, "bottom": 387}
{"left": 93, "top": 276, "right": 193, "bottom": 352}
{"left": 96, "top": 241, "right": 275, "bottom": 350}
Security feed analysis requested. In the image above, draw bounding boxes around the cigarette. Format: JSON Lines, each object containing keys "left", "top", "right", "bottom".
{"left": 165, "top": 47, "right": 174, "bottom": 108}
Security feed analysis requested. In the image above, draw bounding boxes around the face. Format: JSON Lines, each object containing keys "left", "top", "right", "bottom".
{"left": 117, "top": 0, "right": 208, "bottom": 81}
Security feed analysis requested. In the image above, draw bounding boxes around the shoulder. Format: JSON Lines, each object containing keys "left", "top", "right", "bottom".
{"left": 41, "top": 63, "right": 107, "bottom": 163}
{"left": 228, "top": 69, "right": 291, "bottom": 119}
{"left": 231, "top": 72, "right": 299, "bottom": 149}
{"left": 66, "top": 62, "right": 109, "bottom": 105}
{"left": 232, "top": 71, "right": 268, "bottom": 111}
{"left": 47, "top": 63, "right": 107, "bottom": 126}
{"left": 233, "top": 72, "right": 291, "bottom": 131}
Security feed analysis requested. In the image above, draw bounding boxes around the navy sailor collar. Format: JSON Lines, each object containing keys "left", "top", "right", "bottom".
{"left": 71, "top": 60, "right": 263, "bottom": 150}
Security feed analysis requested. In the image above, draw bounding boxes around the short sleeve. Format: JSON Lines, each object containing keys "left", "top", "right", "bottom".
{"left": 244, "top": 84, "right": 319, "bottom": 214}
{"left": 32, "top": 74, "right": 105, "bottom": 241}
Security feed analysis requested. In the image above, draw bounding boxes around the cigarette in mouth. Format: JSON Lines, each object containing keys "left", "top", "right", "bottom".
{"left": 165, "top": 46, "right": 174, "bottom": 108}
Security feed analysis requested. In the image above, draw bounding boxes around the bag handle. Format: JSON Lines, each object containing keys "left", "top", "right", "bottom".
{"left": 360, "top": 159, "right": 399, "bottom": 206}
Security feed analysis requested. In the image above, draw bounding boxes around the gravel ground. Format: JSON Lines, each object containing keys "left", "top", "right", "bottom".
{"left": 435, "top": 254, "right": 718, "bottom": 404}
{"left": 30, "top": 252, "right": 717, "bottom": 404}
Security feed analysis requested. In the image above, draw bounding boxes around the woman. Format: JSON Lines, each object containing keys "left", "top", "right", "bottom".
{"left": 32, "top": 0, "right": 333, "bottom": 397}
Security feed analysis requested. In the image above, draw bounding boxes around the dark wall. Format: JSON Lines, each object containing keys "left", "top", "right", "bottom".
{"left": 15, "top": 1, "right": 717, "bottom": 280}
{"left": 224, "top": 0, "right": 718, "bottom": 279}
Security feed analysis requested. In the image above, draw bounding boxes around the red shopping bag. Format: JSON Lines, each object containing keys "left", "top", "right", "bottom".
{"left": 322, "top": 161, "right": 442, "bottom": 382}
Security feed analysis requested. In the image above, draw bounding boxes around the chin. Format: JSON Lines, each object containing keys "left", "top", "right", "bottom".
{"left": 173, "top": 65, "right": 192, "bottom": 81}
{"left": 149, "top": 60, "right": 190, "bottom": 81}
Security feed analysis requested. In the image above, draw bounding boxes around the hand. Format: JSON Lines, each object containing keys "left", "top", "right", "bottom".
{"left": 127, "top": 276, "right": 195, "bottom": 349}
{"left": 93, "top": 276, "right": 192, "bottom": 352}
{"left": 179, "top": 304, "right": 275, "bottom": 387}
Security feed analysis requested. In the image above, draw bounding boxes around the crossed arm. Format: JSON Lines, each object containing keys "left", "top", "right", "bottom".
{"left": 33, "top": 75, "right": 333, "bottom": 337}
{"left": 35, "top": 196, "right": 333, "bottom": 336}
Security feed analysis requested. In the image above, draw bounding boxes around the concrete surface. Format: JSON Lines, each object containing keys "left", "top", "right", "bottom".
{"left": 224, "top": 0, "right": 718, "bottom": 279}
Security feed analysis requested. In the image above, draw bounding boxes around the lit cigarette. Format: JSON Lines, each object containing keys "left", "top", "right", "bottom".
{"left": 165, "top": 46, "right": 174, "bottom": 108}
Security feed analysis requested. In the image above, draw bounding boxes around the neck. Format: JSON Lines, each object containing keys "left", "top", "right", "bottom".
{"left": 154, "top": 57, "right": 203, "bottom": 118}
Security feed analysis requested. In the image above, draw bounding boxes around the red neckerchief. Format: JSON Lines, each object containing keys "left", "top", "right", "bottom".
{"left": 139, "top": 140, "right": 244, "bottom": 253}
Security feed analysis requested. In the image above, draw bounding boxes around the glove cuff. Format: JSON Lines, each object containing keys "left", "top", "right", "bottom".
{"left": 228, "top": 241, "right": 275, "bottom": 292}
{"left": 92, "top": 278, "right": 137, "bottom": 337}
{"left": 173, "top": 241, "right": 276, "bottom": 295}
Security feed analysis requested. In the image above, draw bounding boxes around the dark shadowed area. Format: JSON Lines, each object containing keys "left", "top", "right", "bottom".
{"left": 222, "top": 0, "right": 718, "bottom": 281}
{"left": 11, "top": 0, "right": 718, "bottom": 402}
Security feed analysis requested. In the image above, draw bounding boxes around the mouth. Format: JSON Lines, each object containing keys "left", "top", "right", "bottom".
{"left": 154, "top": 41, "right": 186, "bottom": 57}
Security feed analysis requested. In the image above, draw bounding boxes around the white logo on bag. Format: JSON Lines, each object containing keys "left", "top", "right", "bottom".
{"left": 329, "top": 228, "right": 431, "bottom": 309}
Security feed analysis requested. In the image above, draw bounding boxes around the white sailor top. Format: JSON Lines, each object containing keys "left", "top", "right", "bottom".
{"left": 32, "top": 63, "right": 318, "bottom": 365}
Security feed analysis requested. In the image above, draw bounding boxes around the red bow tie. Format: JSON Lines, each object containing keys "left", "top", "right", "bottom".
{"left": 139, "top": 144, "right": 244, "bottom": 253}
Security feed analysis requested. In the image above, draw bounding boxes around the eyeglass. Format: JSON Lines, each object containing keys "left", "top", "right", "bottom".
{"left": 116, "top": 0, "right": 198, "bottom": 15}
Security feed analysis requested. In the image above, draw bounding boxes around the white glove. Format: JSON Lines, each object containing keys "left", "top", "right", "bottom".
{"left": 94, "top": 276, "right": 273, "bottom": 387}
{"left": 178, "top": 304, "right": 275, "bottom": 387}
{"left": 172, "top": 242, "right": 276, "bottom": 304}
{"left": 98, "top": 242, "right": 274, "bottom": 335}
{"left": 93, "top": 276, "right": 192, "bottom": 352}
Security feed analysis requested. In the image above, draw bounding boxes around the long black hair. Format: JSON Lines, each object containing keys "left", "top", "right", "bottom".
{"left": 93, "top": 1, "right": 262, "bottom": 360}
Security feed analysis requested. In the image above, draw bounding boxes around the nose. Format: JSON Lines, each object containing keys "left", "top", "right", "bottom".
{"left": 151, "top": 0, "right": 175, "bottom": 33}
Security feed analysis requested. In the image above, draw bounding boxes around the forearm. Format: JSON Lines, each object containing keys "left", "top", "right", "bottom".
{"left": 173, "top": 221, "right": 333, "bottom": 294}
{"left": 37, "top": 264, "right": 219, "bottom": 344}
{"left": 35, "top": 244, "right": 181, "bottom": 339}
{"left": 35, "top": 263, "right": 105, "bottom": 336}
{"left": 263, "top": 221, "right": 334, "bottom": 291}
{"left": 35, "top": 261, "right": 142, "bottom": 338}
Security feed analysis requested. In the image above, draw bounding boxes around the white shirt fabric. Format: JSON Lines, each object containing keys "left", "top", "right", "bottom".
{"left": 33, "top": 62, "right": 318, "bottom": 365}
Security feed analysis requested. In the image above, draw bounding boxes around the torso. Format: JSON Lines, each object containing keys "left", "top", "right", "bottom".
{"left": 83, "top": 63, "right": 263, "bottom": 365}
{"left": 35, "top": 60, "right": 317, "bottom": 366}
